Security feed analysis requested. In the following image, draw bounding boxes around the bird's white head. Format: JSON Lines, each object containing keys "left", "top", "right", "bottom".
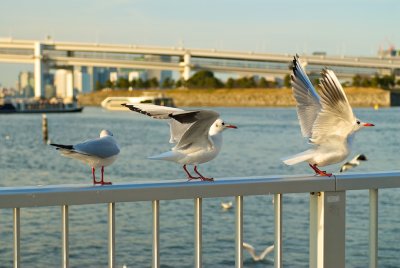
{"left": 209, "top": 119, "right": 237, "bottom": 135}
{"left": 353, "top": 118, "right": 374, "bottom": 132}
{"left": 100, "top": 129, "right": 114, "bottom": 137}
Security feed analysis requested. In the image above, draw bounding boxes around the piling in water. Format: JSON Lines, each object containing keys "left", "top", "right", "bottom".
{"left": 42, "top": 114, "right": 48, "bottom": 143}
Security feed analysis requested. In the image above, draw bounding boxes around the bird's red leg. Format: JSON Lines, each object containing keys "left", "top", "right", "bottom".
{"left": 92, "top": 167, "right": 99, "bottom": 185}
{"left": 194, "top": 166, "right": 214, "bottom": 182}
{"left": 100, "top": 166, "right": 112, "bottom": 185}
{"left": 309, "top": 164, "right": 332, "bottom": 177}
{"left": 183, "top": 164, "right": 200, "bottom": 181}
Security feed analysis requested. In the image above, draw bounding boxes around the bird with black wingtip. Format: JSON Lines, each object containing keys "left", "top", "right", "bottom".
{"left": 122, "top": 103, "right": 237, "bottom": 181}
{"left": 282, "top": 55, "right": 374, "bottom": 176}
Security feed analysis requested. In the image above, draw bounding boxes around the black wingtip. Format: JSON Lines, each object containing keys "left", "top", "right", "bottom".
{"left": 50, "top": 143, "right": 73, "bottom": 150}
{"left": 357, "top": 154, "right": 367, "bottom": 161}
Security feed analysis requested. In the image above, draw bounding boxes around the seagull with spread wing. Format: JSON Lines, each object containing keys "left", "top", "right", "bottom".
{"left": 340, "top": 154, "right": 367, "bottom": 172}
{"left": 122, "top": 103, "right": 237, "bottom": 181}
{"left": 282, "top": 55, "right": 374, "bottom": 176}
{"left": 243, "top": 242, "right": 274, "bottom": 262}
{"left": 50, "top": 129, "right": 120, "bottom": 185}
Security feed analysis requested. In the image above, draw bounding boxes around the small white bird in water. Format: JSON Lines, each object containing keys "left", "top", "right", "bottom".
{"left": 221, "top": 201, "right": 233, "bottom": 210}
{"left": 340, "top": 154, "right": 367, "bottom": 172}
{"left": 122, "top": 103, "right": 237, "bottom": 181}
{"left": 282, "top": 55, "right": 374, "bottom": 176}
{"left": 243, "top": 242, "right": 274, "bottom": 261}
{"left": 50, "top": 130, "right": 120, "bottom": 185}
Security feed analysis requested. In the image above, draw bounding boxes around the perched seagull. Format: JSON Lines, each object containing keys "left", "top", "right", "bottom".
{"left": 243, "top": 242, "right": 274, "bottom": 261}
{"left": 282, "top": 55, "right": 374, "bottom": 176}
{"left": 340, "top": 154, "right": 367, "bottom": 172}
{"left": 121, "top": 103, "right": 237, "bottom": 181}
{"left": 50, "top": 130, "right": 120, "bottom": 185}
{"left": 221, "top": 201, "right": 233, "bottom": 210}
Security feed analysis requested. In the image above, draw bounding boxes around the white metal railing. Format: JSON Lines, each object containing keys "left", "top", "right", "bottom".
{"left": 0, "top": 171, "right": 399, "bottom": 268}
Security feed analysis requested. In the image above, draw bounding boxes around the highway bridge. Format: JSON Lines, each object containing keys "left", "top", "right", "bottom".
{"left": 1, "top": 38, "right": 400, "bottom": 98}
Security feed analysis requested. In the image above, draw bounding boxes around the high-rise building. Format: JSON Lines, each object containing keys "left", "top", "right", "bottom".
{"left": 54, "top": 69, "right": 74, "bottom": 99}
{"left": 18, "top": 71, "right": 35, "bottom": 97}
{"left": 74, "top": 67, "right": 91, "bottom": 93}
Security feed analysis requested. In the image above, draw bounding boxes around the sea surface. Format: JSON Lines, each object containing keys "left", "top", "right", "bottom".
{"left": 0, "top": 106, "right": 399, "bottom": 268}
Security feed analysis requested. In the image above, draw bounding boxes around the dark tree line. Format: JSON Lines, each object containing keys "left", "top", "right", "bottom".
{"left": 95, "top": 71, "right": 399, "bottom": 91}
{"left": 96, "top": 70, "right": 278, "bottom": 90}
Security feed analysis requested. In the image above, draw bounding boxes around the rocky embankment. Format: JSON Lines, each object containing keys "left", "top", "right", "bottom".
{"left": 78, "top": 87, "right": 390, "bottom": 107}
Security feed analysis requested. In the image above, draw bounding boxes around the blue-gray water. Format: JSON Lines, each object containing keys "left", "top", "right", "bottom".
{"left": 0, "top": 107, "right": 399, "bottom": 267}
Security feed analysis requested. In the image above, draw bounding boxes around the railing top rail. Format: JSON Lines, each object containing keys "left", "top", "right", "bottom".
{"left": 0, "top": 171, "right": 399, "bottom": 209}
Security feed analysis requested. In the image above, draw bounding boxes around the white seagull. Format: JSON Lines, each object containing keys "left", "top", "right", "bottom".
{"left": 122, "top": 103, "right": 237, "bottom": 181}
{"left": 50, "top": 129, "right": 120, "bottom": 185}
{"left": 282, "top": 55, "right": 374, "bottom": 176}
{"left": 340, "top": 154, "right": 367, "bottom": 172}
{"left": 221, "top": 201, "right": 233, "bottom": 210}
{"left": 243, "top": 242, "right": 274, "bottom": 261}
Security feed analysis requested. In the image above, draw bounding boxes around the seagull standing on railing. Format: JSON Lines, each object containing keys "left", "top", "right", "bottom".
{"left": 121, "top": 103, "right": 237, "bottom": 181}
{"left": 282, "top": 55, "right": 374, "bottom": 176}
{"left": 340, "top": 154, "right": 367, "bottom": 172}
{"left": 50, "top": 129, "right": 120, "bottom": 185}
{"left": 243, "top": 242, "right": 274, "bottom": 261}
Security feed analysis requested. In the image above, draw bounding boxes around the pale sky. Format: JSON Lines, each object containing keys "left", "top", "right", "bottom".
{"left": 0, "top": 0, "right": 399, "bottom": 87}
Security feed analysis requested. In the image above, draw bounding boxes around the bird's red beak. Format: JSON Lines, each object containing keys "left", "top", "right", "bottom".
{"left": 225, "top": 124, "right": 237, "bottom": 129}
{"left": 363, "top": 123, "right": 375, "bottom": 127}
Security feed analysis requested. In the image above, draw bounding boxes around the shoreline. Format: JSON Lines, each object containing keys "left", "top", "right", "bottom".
{"left": 78, "top": 87, "right": 391, "bottom": 107}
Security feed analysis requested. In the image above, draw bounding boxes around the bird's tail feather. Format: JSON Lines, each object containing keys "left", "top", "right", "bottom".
{"left": 282, "top": 149, "right": 315, "bottom": 165}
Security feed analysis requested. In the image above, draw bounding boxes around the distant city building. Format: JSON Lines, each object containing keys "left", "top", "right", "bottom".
{"left": 18, "top": 71, "right": 35, "bottom": 97}
{"left": 74, "top": 67, "right": 91, "bottom": 94}
{"left": 54, "top": 69, "right": 74, "bottom": 99}
{"left": 378, "top": 46, "right": 400, "bottom": 57}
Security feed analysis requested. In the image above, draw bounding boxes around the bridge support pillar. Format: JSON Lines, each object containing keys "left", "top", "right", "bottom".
{"left": 34, "top": 42, "right": 45, "bottom": 99}
{"left": 180, "top": 52, "right": 191, "bottom": 80}
{"left": 309, "top": 191, "right": 346, "bottom": 268}
{"left": 66, "top": 70, "right": 74, "bottom": 101}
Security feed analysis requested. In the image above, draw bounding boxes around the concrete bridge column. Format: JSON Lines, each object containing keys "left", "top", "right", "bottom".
{"left": 66, "top": 70, "right": 75, "bottom": 101}
{"left": 34, "top": 42, "right": 45, "bottom": 99}
{"left": 180, "top": 52, "right": 191, "bottom": 80}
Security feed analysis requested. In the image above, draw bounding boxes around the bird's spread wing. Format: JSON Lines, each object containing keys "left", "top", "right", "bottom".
{"left": 122, "top": 103, "right": 197, "bottom": 144}
{"left": 291, "top": 55, "right": 322, "bottom": 138}
{"left": 172, "top": 110, "right": 220, "bottom": 151}
{"left": 242, "top": 243, "right": 257, "bottom": 259}
{"left": 122, "top": 103, "right": 185, "bottom": 119}
{"left": 310, "top": 69, "right": 356, "bottom": 144}
{"left": 74, "top": 136, "right": 120, "bottom": 158}
{"left": 259, "top": 245, "right": 275, "bottom": 260}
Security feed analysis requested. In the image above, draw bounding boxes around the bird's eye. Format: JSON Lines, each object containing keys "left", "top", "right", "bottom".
{"left": 356, "top": 120, "right": 360, "bottom": 125}
{"left": 222, "top": 122, "right": 225, "bottom": 126}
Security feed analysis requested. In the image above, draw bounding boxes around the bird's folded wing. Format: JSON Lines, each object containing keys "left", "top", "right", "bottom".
{"left": 173, "top": 110, "right": 220, "bottom": 150}
{"left": 291, "top": 55, "right": 322, "bottom": 138}
{"left": 74, "top": 137, "right": 120, "bottom": 158}
{"left": 310, "top": 69, "right": 355, "bottom": 144}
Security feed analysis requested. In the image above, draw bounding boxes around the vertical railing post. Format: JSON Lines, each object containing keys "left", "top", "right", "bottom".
{"left": 369, "top": 189, "right": 378, "bottom": 268}
{"left": 108, "top": 203, "right": 115, "bottom": 268}
{"left": 274, "top": 194, "right": 282, "bottom": 268}
{"left": 194, "top": 198, "right": 202, "bottom": 268}
{"left": 13, "top": 208, "right": 20, "bottom": 268}
{"left": 310, "top": 191, "right": 346, "bottom": 268}
{"left": 235, "top": 196, "right": 243, "bottom": 268}
{"left": 152, "top": 200, "right": 160, "bottom": 268}
{"left": 310, "top": 192, "right": 324, "bottom": 268}
{"left": 62, "top": 205, "right": 69, "bottom": 268}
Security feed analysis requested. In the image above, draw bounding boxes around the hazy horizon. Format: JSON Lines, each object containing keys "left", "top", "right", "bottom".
{"left": 1, "top": 0, "right": 399, "bottom": 87}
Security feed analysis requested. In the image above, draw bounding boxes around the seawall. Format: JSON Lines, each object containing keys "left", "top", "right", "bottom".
{"left": 78, "top": 87, "right": 390, "bottom": 107}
